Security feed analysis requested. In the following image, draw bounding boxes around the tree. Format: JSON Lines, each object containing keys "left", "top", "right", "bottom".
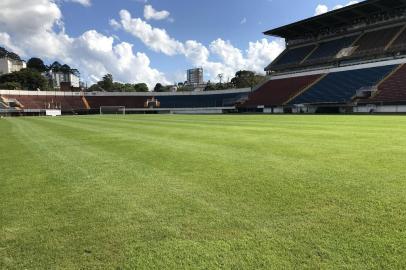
{"left": 0, "top": 82, "right": 21, "bottom": 90}
{"left": 49, "top": 61, "right": 62, "bottom": 72}
{"left": 177, "top": 84, "right": 193, "bottom": 92}
{"left": 204, "top": 80, "right": 234, "bottom": 91}
{"left": 122, "top": 83, "right": 135, "bottom": 92}
{"left": 231, "top": 70, "right": 254, "bottom": 88}
{"left": 7, "top": 52, "right": 21, "bottom": 61}
{"left": 0, "top": 47, "right": 7, "bottom": 58}
{"left": 71, "top": 69, "right": 80, "bottom": 77}
{"left": 134, "top": 83, "right": 148, "bottom": 92}
{"left": 88, "top": 75, "right": 150, "bottom": 92}
{"left": 0, "top": 69, "right": 50, "bottom": 90}
{"left": 60, "top": 64, "right": 71, "bottom": 74}
{"left": 87, "top": 84, "right": 103, "bottom": 92}
{"left": 27, "top": 58, "right": 47, "bottom": 72}
{"left": 97, "top": 74, "right": 114, "bottom": 91}
{"left": 0, "top": 47, "right": 22, "bottom": 61}
{"left": 153, "top": 83, "right": 164, "bottom": 92}
{"left": 164, "top": 85, "right": 174, "bottom": 92}
{"left": 231, "top": 70, "right": 265, "bottom": 89}
{"left": 204, "top": 81, "right": 216, "bottom": 91}
{"left": 112, "top": 82, "right": 135, "bottom": 92}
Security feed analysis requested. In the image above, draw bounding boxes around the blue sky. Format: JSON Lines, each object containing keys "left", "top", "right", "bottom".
{"left": 0, "top": 0, "right": 361, "bottom": 87}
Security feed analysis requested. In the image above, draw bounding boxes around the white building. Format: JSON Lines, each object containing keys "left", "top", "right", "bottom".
{"left": 186, "top": 68, "right": 207, "bottom": 91}
{"left": 0, "top": 57, "right": 26, "bottom": 75}
{"left": 47, "top": 71, "right": 80, "bottom": 89}
{"left": 187, "top": 68, "right": 204, "bottom": 85}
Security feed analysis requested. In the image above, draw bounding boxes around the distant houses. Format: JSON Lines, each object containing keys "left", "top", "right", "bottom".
{"left": 45, "top": 62, "right": 81, "bottom": 91}
{"left": 0, "top": 47, "right": 26, "bottom": 75}
{"left": 0, "top": 47, "right": 82, "bottom": 91}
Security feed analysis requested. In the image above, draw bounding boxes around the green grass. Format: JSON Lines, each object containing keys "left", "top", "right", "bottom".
{"left": 1, "top": 115, "right": 406, "bottom": 269}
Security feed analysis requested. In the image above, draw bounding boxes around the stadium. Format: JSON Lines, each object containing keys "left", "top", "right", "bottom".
{"left": 2, "top": 0, "right": 406, "bottom": 115}
{"left": 2, "top": 0, "right": 406, "bottom": 269}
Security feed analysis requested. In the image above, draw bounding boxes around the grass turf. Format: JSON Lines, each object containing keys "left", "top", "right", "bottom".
{"left": 1, "top": 115, "right": 406, "bottom": 269}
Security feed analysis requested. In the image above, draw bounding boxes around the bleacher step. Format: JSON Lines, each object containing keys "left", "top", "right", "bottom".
{"left": 385, "top": 25, "right": 406, "bottom": 51}
{"left": 283, "top": 73, "right": 328, "bottom": 105}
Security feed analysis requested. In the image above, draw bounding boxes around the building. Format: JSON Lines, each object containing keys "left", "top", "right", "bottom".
{"left": 187, "top": 68, "right": 204, "bottom": 85}
{"left": 186, "top": 68, "right": 207, "bottom": 91}
{"left": 46, "top": 62, "right": 81, "bottom": 90}
{"left": 45, "top": 63, "right": 81, "bottom": 90}
{"left": 240, "top": 0, "right": 406, "bottom": 114}
{"left": 47, "top": 71, "right": 80, "bottom": 89}
{"left": 0, "top": 56, "right": 26, "bottom": 75}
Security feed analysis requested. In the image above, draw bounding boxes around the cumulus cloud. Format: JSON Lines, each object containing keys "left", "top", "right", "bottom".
{"left": 315, "top": 1, "right": 359, "bottom": 15}
{"left": 116, "top": 10, "right": 285, "bottom": 81}
{"left": 0, "top": 0, "right": 168, "bottom": 87}
{"left": 120, "top": 10, "right": 183, "bottom": 56}
{"left": 73, "top": 30, "right": 168, "bottom": 86}
{"left": 144, "top": 5, "right": 170, "bottom": 21}
{"left": 245, "top": 39, "right": 286, "bottom": 72}
{"left": 0, "top": 0, "right": 285, "bottom": 87}
{"left": 315, "top": 4, "right": 328, "bottom": 16}
{"left": 67, "top": 0, "right": 91, "bottom": 6}
{"left": 332, "top": 1, "right": 359, "bottom": 10}
{"left": 109, "top": 19, "right": 121, "bottom": 30}
{"left": 0, "top": 33, "right": 25, "bottom": 56}
{"left": 0, "top": 0, "right": 70, "bottom": 59}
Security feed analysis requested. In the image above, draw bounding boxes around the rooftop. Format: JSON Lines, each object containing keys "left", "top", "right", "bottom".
{"left": 264, "top": 0, "right": 406, "bottom": 39}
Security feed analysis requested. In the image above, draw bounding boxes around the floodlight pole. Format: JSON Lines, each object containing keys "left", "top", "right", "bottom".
{"left": 218, "top": 73, "right": 224, "bottom": 85}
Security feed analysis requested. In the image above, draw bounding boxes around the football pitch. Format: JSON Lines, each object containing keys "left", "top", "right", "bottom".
{"left": 1, "top": 115, "right": 406, "bottom": 269}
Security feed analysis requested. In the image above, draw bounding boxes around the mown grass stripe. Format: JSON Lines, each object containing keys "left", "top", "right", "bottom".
{"left": 1, "top": 115, "right": 406, "bottom": 269}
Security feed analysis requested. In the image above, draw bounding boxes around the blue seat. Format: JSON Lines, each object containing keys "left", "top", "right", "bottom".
{"left": 306, "top": 35, "right": 358, "bottom": 62}
{"left": 289, "top": 65, "right": 396, "bottom": 104}
{"left": 274, "top": 45, "right": 316, "bottom": 66}
{"left": 157, "top": 92, "right": 246, "bottom": 108}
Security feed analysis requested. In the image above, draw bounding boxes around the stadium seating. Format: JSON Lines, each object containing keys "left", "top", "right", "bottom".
{"left": 272, "top": 45, "right": 316, "bottom": 67}
{"left": 243, "top": 75, "right": 322, "bottom": 107}
{"left": 388, "top": 27, "right": 406, "bottom": 52}
{"left": 352, "top": 26, "right": 402, "bottom": 56}
{"left": 222, "top": 93, "right": 249, "bottom": 106}
{"left": 72, "top": 93, "right": 248, "bottom": 110}
{"left": 85, "top": 96, "right": 146, "bottom": 109}
{"left": 366, "top": 64, "right": 406, "bottom": 103}
{"left": 0, "top": 91, "right": 249, "bottom": 113}
{"left": 7, "top": 95, "right": 86, "bottom": 111}
{"left": 157, "top": 92, "right": 246, "bottom": 108}
{"left": 0, "top": 96, "right": 7, "bottom": 108}
{"left": 289, "top": 65, "right": 396, "bottom": 105}
{"left": 0, "top": 100, "right": 8, "bottom": 109}
{"left": 305, "top": 35, "right": 358, "bottom": 63}
{"left": 53, "top": 96, "right": 87, "bottom": 112}
{"left": 86, "top": 93, "right": 246, "bottom": 109}
{"left": 8, "top": 95, "right": 46, "bottom": 109}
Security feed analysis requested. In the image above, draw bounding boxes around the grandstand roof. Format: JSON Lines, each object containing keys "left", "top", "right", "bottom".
{"left": 264, "top": 0, "right": 406, "bottom": 39}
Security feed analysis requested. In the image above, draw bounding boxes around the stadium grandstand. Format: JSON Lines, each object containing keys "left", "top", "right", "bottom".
{"left": 2, "top": 0, "right": 406, "bottom": 115}
{"left": 0, "top": 88, "right": 250, "bottom": 116}
{"left": 241, "top": 0, "right": 406, "bottom": 113}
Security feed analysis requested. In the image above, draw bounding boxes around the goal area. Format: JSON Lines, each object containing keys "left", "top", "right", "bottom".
{"left": 99, "top": 106, "right": 126, "bottom": 115}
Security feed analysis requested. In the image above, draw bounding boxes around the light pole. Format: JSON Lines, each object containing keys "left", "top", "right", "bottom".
{"left": 217, "top": 73, "right": 224, "bottom": 85}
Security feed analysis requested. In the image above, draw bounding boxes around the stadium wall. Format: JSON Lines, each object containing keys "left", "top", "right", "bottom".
{"left": 0, "top": 88, "right": 251, "bottom": 116}
{"left": 354, "top": 105, "right": 406, "bottom": 113}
